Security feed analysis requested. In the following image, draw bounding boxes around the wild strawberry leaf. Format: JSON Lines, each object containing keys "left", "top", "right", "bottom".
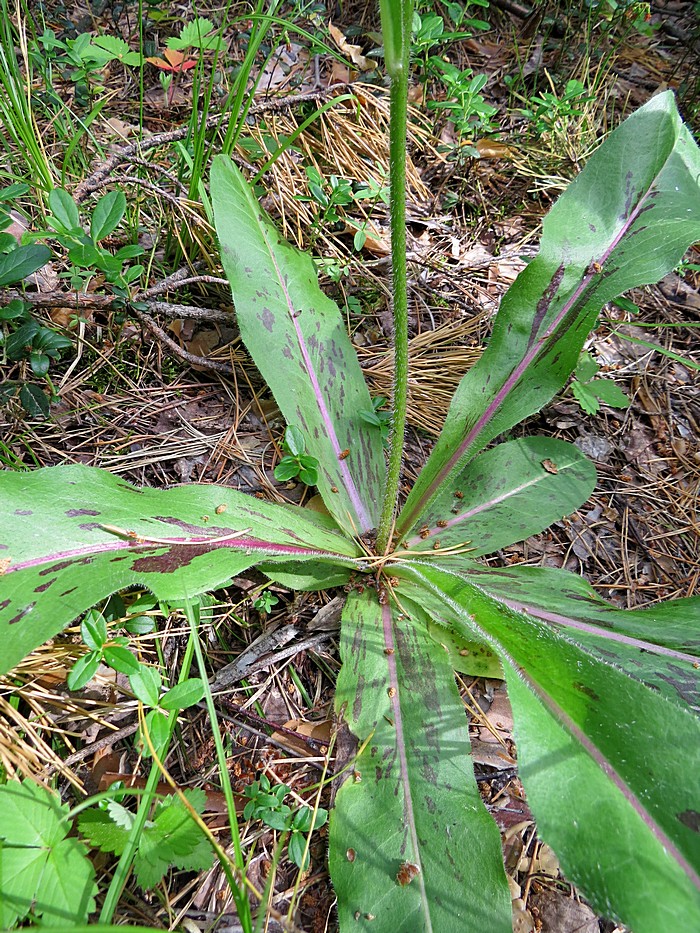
{"left": 398, "top": 91, "right": 700, "bottom": 535}
{"left": 211, "top": 155, "right": 386, "bottom": 535}
{"left": 396, "top": 561, "right": 700, "bottom": 932}
{"left": 403, "top": 437, "right": 595, "bottom": 556}
{"left": 0, "top": 464, "right": 362, "bottom": 675}
{"left": 329, "top": 589, "right": 512, "bottom": 932}
{"left": 0, "top": 780, "right": 97, "bottom": 928}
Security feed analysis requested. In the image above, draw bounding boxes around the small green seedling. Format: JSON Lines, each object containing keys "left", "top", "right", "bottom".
{"left": 253, "top": 590, "right": 279, "bottom": 614}
{"left": 359, "top": 395, "right": 392, "bottom": 447}
{"left": 274, "top": 424, "right": 320, "bottom": 485}
{"left": 129, "top": 665, "right": 206, "bottom": 758}
{"left": 570, "top": 351, "right": 630, "bottom": 415}
{"left": 243, "top": 774, "right": 328, "bottom": 870}
{"left": 44, "top": 187, "right": 143, "bottom": 297}
{"left": 519, "top": 78, "right": 595, "bottom": 136}
{"left": 67, "top": 607, "right": 142, "bottom": 690}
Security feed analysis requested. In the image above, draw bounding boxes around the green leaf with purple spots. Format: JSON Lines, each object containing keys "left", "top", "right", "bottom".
{"left": 436, "top": 558, "right": 700, "bottom": 711}
{"left": 0, "top": 465, "right": 362, "bottom": 675}
{"left": 403, "top": 437, "right": 596, "bottom": 557}
{"left": 398, "top": 91, "right": 700, "bottom": 536}
{"left": 396, "top": 561, "right": 700, "bottom": 933}
{"left": 211, "top": 155, "right": 385, "bottom": 535}
{"left": 329, "top": 589, "right": 511, "bottom": 932}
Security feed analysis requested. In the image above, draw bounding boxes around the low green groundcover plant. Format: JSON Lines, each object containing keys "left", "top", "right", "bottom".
{"left": 1, "top": 9, "right": 700, "bottom": 931}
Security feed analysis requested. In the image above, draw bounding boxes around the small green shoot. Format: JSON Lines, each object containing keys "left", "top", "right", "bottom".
{"left": 274, "top": 425, "right": 320, "bottom": 485}
{"left": 359, "top": 395, "right": 392, "bottom": 447}
{"left": 253, "top": 590, "right": 280, "bottom": 614}
{"left": 30, "top": 187, "right": 144, "bottom": 298}
{"left": 129, "top": 666, "right": 206, "bottom": 758}
{"left": 519, "top": 78, "right": 595, "bottom": 137}
{"left": 243, "top": 774, "right": 328, "bottom": 870}
{"left": 570, "top": 351, "right": 630, "bottom": 415}
{"left": 67, "top": 608, "right": 141, "bottom": 691}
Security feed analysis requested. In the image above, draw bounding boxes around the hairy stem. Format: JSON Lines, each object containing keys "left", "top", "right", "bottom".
{"left": 376, "top": 56, "right": 410, "bottom": 553}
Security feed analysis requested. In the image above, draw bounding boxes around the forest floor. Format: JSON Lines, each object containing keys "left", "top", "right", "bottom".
{"left": 1, "top": 1, "right": 699, "bottom": 931}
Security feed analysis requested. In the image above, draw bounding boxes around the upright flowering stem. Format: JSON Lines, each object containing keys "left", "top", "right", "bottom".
{"left": 376, "top": 0, "right": 413, "bottom": 554}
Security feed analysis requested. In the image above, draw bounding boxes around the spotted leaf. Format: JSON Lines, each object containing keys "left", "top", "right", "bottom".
{"left": 211, "top": 156, "right": 385, "bottom": 535}
{"left": 0, "top": 465, "right": 361, "bottom": 674}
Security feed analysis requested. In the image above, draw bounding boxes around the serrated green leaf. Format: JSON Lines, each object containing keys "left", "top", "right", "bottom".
{"left": 91, "top": 35, "right": 141, "bottom": 65}
{"left": 589, "top": 377, "right": 629, "bottom": 407}
{"left": 405, "top": 437, "right": 596, "bottom": 556}
{"left": 574, "top": 351, "right": 599, "bottom": 382}
{"left": 0, "top": 464, "right": 361, "bottom": 675}
{"left": 329, "top": 590, "right": 512, "bottom": 932}
{"left": 212, "top": 155, "right": 385, "bottom": 534}
{"left": 133, "top": 790, "right": 212, "bottom": 888}
{"left": 398, "top": 92, "right": 700, "bottom": 535}
{"left": 396, "top": 562, "right": 700, "bottom": 932}
{"left": 169, "top": 18, "right": 222, "bottom": 51}
{"left": 160, "top": 677, "right": 205, "bottom": 710}
{"left": 0, "top": 780, "right": 96, "bottom": 927}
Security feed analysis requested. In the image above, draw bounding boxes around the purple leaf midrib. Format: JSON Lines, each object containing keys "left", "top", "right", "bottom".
{"left": 497, "top": 598, "right": 698, "bottom": 664}
{"left": 513, "top": 655, "right": 700, "bottom": 891}
{"left": 398, "top": 164, "right": 667, "bottom": 535}
{"left": 8, "top": 536, "right": 360, "bottom": 574}
{"left": 381, "top": 601, "right": 432, "bottom": 929}
{"left": 402, "top": 563, "right": 700, "bottom": 892}
{"left": 255, "top": 207, "right": 372, "bottom": 532}
{"left": 406, "top": 469, "right": 561, "bottom": 545}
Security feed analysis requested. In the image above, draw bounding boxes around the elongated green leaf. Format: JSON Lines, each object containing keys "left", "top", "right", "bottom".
{"left": 396, "top": 561, "right": 700, "bottom": 932}
{"left": 211, "top": 156, "right": 385, "bottom": 535}
{"left": 403, "top": 437, "right": 595, "bottom": 556}
{"left": 398, "top": 92, "right": 700, "bottom": 535}
{"left": 329, "top": 589, "right": 511, "bottom": 932}
{"left": 441, "top": 558, "right": 700, "bottom": 709}
{"left": 0, "top": 465, "right": 361, "bottom": 675}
